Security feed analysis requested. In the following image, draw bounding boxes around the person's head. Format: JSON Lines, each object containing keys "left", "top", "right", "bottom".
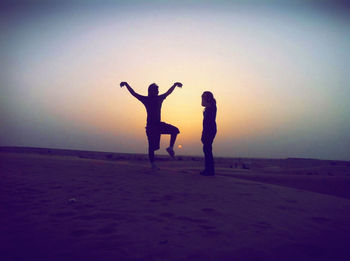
{"left": 148, "top": 83, "right": 159, "bottom": 96}
{"left": 202, "top": 91, "right": 216, "bottom": 107}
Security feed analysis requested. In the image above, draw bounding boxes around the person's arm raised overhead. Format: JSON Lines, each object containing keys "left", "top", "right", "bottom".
{"left": 120, "top": 81, "right": 143, "bottom": 100}
{"left": 161, "top": 82, "right": 182, "bottom": 98}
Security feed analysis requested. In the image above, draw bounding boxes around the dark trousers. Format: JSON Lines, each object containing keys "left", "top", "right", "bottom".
{"left": 147, "top": 122, "right": 180, "bottom": 163}
{"left": 202, "top": 139, "right": 215, "bottom": 174}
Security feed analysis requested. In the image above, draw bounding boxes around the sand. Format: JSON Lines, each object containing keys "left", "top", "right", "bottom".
{"left": 1, "top": 147, "right": 350, "bottom": 261}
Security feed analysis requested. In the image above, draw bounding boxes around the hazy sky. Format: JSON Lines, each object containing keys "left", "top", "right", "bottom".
{"left": 1, "top": 0, "right": 350, "bottom": 160}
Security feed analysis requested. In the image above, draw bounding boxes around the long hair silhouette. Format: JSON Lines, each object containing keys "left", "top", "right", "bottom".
{"left": 202, "top": 91, "right": 216, "bottom": 106}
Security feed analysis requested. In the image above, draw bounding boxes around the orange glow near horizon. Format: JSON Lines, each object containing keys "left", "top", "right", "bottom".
{"left": 2, "top": 3, "right": 349, "bottom": 159}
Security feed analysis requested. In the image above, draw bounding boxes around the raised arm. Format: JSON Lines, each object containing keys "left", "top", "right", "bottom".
{"left": 120, "top": 82, "right": 143, "bottom": 100}
{"left": 161, "top": 82, "right": 182, "bottom": 98}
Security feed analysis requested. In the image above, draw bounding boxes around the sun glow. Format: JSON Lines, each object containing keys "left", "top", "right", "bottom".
{"left": 2, "top": 2, "right": 349, "bottom": 159}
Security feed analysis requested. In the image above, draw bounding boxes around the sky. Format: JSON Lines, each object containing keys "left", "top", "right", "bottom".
{"left": 1, "top": 0, "right": 350, "bottom": 160}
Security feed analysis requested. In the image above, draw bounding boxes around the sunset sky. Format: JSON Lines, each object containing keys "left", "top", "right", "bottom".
{"left": 1, "top": 1, "right": 349, "bottom": 160}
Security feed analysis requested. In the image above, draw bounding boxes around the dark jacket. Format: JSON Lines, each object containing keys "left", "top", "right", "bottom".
{"left": 201, "top": 105, "right": 217, "bottom": 143}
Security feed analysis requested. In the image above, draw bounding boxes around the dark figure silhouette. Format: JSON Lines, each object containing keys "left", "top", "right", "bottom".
{"left": 200, "top": 91, "right": 217, "bottom": 176}
{"left": 120, "top": 81, "right": 182, "bottom": 169}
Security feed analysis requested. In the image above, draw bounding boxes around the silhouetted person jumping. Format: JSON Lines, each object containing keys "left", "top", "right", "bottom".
{"left": 120, "top": 81, "right": 182, "bottom": 169}
{"left": 200, "top": 91, "right": 217, "bottom": 176}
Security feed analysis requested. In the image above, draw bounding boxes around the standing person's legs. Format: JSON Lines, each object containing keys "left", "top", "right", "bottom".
{"left": 146, "top": 126, "right": 161, "bottom": 169}
{"left": 203, "top": 141, "right": 214, "bottom": 174}
{"left": 148, "top": 147, "right": 155, "bottom": 163}
{"left": 201, "top": 132, "right": 216, "bottom": 176}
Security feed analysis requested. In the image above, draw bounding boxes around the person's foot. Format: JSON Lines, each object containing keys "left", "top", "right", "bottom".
{"left": 200, "top": 170, "right": 215, "bottom": 176}
{"left": 151, "top": 162, "right": 159, "bottom": 170}
{"left": 166, "top": 147, "right": 175, "bottom": 158}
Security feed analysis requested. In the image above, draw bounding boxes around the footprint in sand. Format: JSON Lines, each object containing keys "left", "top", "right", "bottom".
{"left": 207, "top": 231, "right": 222, "bottom": 236}
{"left": 51, "top": 211, "right": 76, "bottom": 218}
{"left": 276, "top": 205, "right": 293, "bottom": 211}
{"left": 163, "top": 194, "right": 174, "bottom": 201}
{"left": 310, "top": 217, "right": 330, "bottom": 224}
{"left": 235, "top": 192, "right": 252, "bottom": 196}
{"left": 149, "top": 199, "right": 162, "bottom": 203}
{"left": 201, "top": 208, "right": 216, "bottom": 212}
{"left": 143, "top": 215, "right": 164, "bottom": 222}
{"left": 176, "top": 216, "right": 208, "bottom": 224}
{"left": 198, "top": 225, "right": 217, "bottom": 230}
{"left": 74, "top": 204, "right": 96, "bottom": 210}
{"left": 75, "top": 212, "right": 118, "bottom": 220}
{"left": 158, "top": 212, "right": 174, "bottom": 218}
{"left": 201, "top": 208, "right": 222, "bottom": 217}
{"left": 70, "top": 229, "right": 92, "bottom": 237}
{"left": 97, "top": 223, "right": 117, "bottom": 235}
{"left": 50, "top": 185, "right": 62, "bottom": 190}
{"left": 285, "top": 199, "right": 298, "bottom": 203}
{"left": 252, "top": 221, "right": 272, "bottom": 229}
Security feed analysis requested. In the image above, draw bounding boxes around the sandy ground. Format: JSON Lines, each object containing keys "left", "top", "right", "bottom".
{"left": 1, "top": 148, "right": 350, "bottom": 261}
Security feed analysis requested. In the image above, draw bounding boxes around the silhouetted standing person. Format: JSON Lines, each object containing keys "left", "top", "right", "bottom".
{"left": 120, "top": 81, "right": 182, "bottom": 169}
{"left": 200, "top": 91, "right": 217, "bottom": 176}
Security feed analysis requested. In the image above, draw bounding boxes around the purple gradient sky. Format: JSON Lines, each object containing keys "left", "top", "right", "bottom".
{"left": 1, "top": 1, "right": 349, "bottom": 160}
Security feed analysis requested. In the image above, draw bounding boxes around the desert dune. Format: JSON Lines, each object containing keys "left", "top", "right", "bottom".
{"left": 1, "top": 147, "right": 350, "bottom": 261}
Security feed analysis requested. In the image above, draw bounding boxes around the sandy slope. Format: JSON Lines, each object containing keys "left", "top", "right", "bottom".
{"left": 1, "top": 150, "right": 350, "bottom": 261}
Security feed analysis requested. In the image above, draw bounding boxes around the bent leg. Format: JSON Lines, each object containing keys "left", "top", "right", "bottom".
{"left": 170, "top": 133, "right": 178, "bottom": 148}
{"left": 160, "top": 122, "right": 180, "bottom": 148}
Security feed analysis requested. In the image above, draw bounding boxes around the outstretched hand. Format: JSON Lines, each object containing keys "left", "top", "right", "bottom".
{"left": 120, "top": 82, "right": 128, "bottom": 88}
{"left": 174, "top": 82, "right": 183, "bottom": 88}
